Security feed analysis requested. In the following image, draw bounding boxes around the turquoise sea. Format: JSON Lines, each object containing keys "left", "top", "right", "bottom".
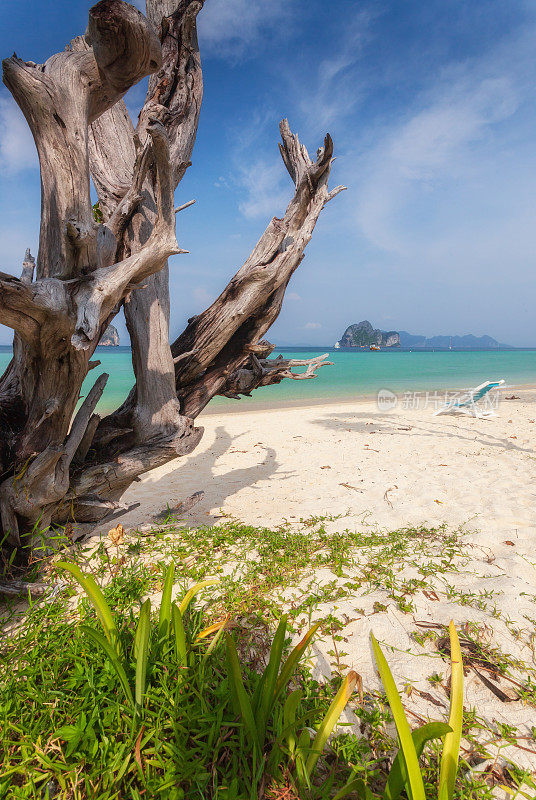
{"left": 1, "top": 346, "right": 535, "bottom": 415}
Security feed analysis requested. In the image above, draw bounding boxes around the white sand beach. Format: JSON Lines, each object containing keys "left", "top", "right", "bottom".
{"left": 90, "top": 388, "right": 536, "bottom": 779}
{"left": 114, "top": 388, "right": 535, "bottom": 538}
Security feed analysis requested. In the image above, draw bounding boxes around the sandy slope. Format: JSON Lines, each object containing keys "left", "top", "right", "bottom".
{"left": 102, "top": 388, "right": 536, "bottom": 779}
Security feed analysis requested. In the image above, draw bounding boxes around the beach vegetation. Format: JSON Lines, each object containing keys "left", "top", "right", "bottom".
{"left": 1, "top": 520, "right": 534, "bottom": 798}
{"left": 1, "top": 561, "right": 464, "bottom": 800}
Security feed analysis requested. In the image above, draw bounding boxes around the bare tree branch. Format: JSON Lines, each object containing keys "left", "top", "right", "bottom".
{"left": 87, "top": 0, "right": 205, "bottom": 441}
{"left": 3, "top": 1, "right": 162, "bottom": 281}
{"left": 220, "top": 351, "right": 333, "bottom": 399}
{"left": 0, "top": 0, "right": 343, "bottom": 561}
{"left": 0, "top": 372, "right": 108, "bottom": 547}
{"left": 71, "top": 122, "right": 182, "bottom": 350}
{"left": 20, "top": 248, "right": 35, "bottom": 284}
{"left": 171, "top": 120, "right": 346, "bottom": 415}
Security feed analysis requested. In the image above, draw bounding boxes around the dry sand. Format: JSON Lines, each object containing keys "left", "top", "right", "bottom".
{"left": 93, "top": 388, "right": 536, "bottom": 780}
{"left": 112, "top": 389, "right": 536, "bottom": 537}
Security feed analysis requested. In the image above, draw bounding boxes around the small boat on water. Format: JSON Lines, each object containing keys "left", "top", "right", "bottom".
{"left": 370, "top": 344, "right": 381, "bottom": 351}
{"left": 334, "top": 341, "right": 340, "bottom": 349}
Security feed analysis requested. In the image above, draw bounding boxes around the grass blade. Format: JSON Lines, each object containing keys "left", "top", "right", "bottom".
{"left": 80, "top": 625, "right": 133, "bottom": 708}
{"left": 384, "top": 722, "right": 452, "bottom": 800}
{"left": 305, "top": 670, "right": 357, "bottom": 778}
{"left": 171, "top": 602, "right": 187, "bottom": 665}
{"left": 58, "top": 562, "right": 117, "bottom": 650}
{"left": 371, "top": 634, "right": 425, "bottom": 800}
{"left": 283, "top": 689, "right": 302, "bottom": 758}
{"left": 275, "top": 620, "right": 322, "bottom": 698}
{"left": 158, "top": 563, "right": 175, "bottom": 639}
{"left": 256, "top": 615, "right": 287, "bottom": 743}
{"left": 178, "top": 579, "right": 219, "bottom": 615}
{"left": 224, "top": 632, "right": 260, "bottom": 755}
{"left": 296, "top": 728, "right": 312, "bottom": 789}
{"left": 439, "top": 621, "right": 464, "bottom": 800}
{"left": 134, "top": 599, "right": 151, "bottom": 707}
{"left": 203, "top": 620, "right": 227, "bottom": 661}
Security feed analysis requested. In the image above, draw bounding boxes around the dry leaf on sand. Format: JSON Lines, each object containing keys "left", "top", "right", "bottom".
{"left": 108, "top": 524, "right": 125, "bottom": 546}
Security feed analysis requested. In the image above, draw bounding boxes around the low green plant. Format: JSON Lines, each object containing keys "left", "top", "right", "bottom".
{"left": 292, "top": 671, "right": 360, "bottom": 798}
{"left": 58, "top": 560, "right": 220, "bottom": 711}
{"left": 225, "top": 615, "right": 360, "bottom": 797}
{"left": 371, "top": 620, "right": 464, "bottom": 800}
{"left": 59, "top": 564, "right": 362, "bottom": 798}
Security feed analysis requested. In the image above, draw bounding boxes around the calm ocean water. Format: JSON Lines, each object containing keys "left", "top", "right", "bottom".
{"left": 1, "top": 346, "right": 535, "bottom": 414}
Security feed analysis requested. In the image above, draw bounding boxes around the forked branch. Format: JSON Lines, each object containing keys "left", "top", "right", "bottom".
{"left": 171, "top": 119, "right": 346, "bottom": 415}
{"left": 71, "top": 122, "right": 181, "bottom": 349}
{"left": 220, "top": 347, "right": 333, "bottom": 399}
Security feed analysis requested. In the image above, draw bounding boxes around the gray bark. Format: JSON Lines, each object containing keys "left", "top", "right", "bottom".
{"left": 0, "top": 0, "right": 344, "bottom": 562}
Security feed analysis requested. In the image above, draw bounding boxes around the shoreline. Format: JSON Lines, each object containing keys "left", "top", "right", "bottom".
{"left": 93, "top": 382, "right": 536, "bottom": 418}
{"left": 199, "top": 382, "right": 536, "bottom": 417}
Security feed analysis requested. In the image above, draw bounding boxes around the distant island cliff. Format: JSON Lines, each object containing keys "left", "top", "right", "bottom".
{"left": 339, "top": 321, "right": 400, "bottom": 347}
{"left": 337, "top": 321, "right": 510, "bottom": 349}
{"left": 99, "top": 324, "right": 120, "bottom": 346}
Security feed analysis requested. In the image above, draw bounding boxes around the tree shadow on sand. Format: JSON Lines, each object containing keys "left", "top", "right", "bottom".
{"left": 113, "top": 424, "right": 293, "bottom": 531}
{"left": 311, "top": 410, "right": 534, "bottom": 455}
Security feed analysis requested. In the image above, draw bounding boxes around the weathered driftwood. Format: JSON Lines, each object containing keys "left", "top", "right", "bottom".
{"left": 0, "top": 0, "right": 345, "bottom": 560}
{"left": 220, "top": 347, "right": 333, "bottom": 399}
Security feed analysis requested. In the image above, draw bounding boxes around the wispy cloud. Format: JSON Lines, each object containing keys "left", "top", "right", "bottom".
{"left": 303, "top": 321, "right": 321, "bottom": 330}
{"left": 227, "top": 6, "right": 375, "bottom": 221}
{"left": 0, "top": 96, "right": 37, "bottom": 174}
{"left": 214, "top": 106, "right": 292, "bottom": 221}
{"left": 352, "top": 27, "right": 534, "bottom": 279}
{"left": 296, "top": 9, "right": 376, "bottom": 135}
{"left": 237, "top": 158, "right": 289, "bottom": 220}
{"left": 197, "top": 0, "right": 288, "bottom": 59}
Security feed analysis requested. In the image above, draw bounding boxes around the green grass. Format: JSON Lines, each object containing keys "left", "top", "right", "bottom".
{"left": 1, "top": 519, "right": 535, "bottom": 799}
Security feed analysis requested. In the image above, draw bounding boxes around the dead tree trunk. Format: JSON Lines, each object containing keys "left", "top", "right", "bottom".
{"left": 0, "top": 0, "right": 345, "bottom": 562}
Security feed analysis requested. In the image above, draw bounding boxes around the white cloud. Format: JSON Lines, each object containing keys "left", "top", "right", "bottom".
{"left": 286, "top": 292, "right": 301, "bottom": 301}
{"left": 197, "top": 0, "right": 288, "bottom": 59}
{"left": 0, "top": 97, "right": 37, "bottom": 174}
{"left": 228, "top": 7, "right": 374, "bottom": 222}
{"left": 387, "top": 77, "right": 518, "bottom": 183}
{"left": 237, "top": 158, "right": 289, "bottom": 220}
{"left": 214, "top": 175, "right": 230, "bottom": 189}
{"left": 353, "top": 35, "right": 532, "bottom": 270}
{"left": 303, "top": 322, "right": 321, "bottom": 330}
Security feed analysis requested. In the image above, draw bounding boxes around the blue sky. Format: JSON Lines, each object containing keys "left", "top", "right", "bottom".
{"left": 1, "top": 0, "right": 535, "bottom": 346}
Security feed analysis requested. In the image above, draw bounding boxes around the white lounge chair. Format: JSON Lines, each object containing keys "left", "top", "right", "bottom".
{"left": 433, "top": 380, "right": 505, "bottom": 418}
